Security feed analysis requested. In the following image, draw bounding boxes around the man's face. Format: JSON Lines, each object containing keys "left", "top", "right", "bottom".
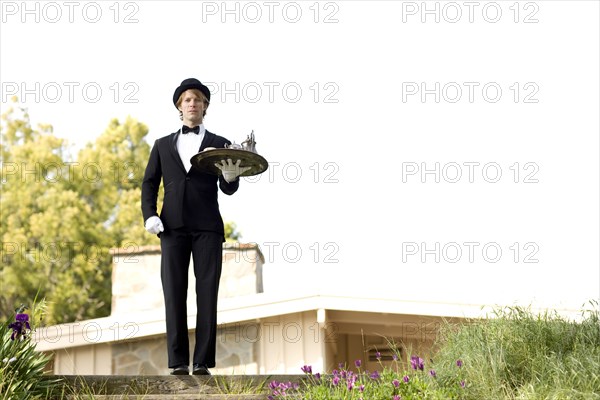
{"left": 179, "top": 90, "right": 207, "bottom": 125}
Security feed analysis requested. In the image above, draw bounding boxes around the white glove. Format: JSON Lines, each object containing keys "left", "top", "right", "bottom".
{"left": 145, "top": 216, "right": 164, "bottom": 235}
{"left": 214, "top": 159, "right": 251, "bottom": 183}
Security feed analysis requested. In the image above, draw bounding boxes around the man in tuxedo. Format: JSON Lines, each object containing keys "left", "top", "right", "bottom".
{"left": 141, "top": 78, "right": 249, "bottom": 375}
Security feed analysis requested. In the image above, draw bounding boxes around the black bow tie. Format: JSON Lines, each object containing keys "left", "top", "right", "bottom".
{"left": 182, "top": 125, "right": 200, "bottom": 134}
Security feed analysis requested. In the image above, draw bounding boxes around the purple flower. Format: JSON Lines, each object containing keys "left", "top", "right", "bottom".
{"left": 315, "top": 372, "right": 321, "bottom": 380}
{"left": 347, "top": 371, "right": 355, "bottom": 381}
{"left": 456, "top": 359, "right": 463, "bottom": 368}
{"left": 8, "top": 313, "right": 31, "bottom": 340}
{"left": 460, "top": 380, "right": 466, "bottom": 388}
{"left": 370, "top": 370, "right": 380, "bottom": 380}
{"left": 393, "top": 396, "right": 402, "bottom": 400}
{"left": 403, "top": 375, "right": 410, "bottom": 383}
{"left": 429, "top": 369, "right": 437, "bottom": 378}
{"left": 301, "top": 365, "right": 312, "bottom": 374}
{"left": 16, "top": 313, "right": 30, "bottom": 325}
{"left": 410, "top": 356, "right": 424, "bottom": 371}
{"left": 355, "top": 359, "right": 362, "bottom": 368}
{"left": 392, "top": 379, "right": 400, "bottom": 387}
{"left": 269, "top": 380, "right": 297, "bottom": 393}
{"left": 359, "top": 384, "right": 365, "bottom": 392}
{"left": 392, "top": 354, "right": 398, "bottom": 361}
{"left": 333, "top": 376, "right": 340, "bottom": 386}
{"left": 375, "top": 351, "right": 381, "bottom": 360}
{"left": 269, "top": 379, "right": 299, "bottom": 397}
{"left": 347, "top": 380, "right": 354, "bottom": 390}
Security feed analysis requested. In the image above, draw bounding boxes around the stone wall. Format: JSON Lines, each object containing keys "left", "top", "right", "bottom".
{"left": 112, "top": 328, "right": 257, "bottom": 375}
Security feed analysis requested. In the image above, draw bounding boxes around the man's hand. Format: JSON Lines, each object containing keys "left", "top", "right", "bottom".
{"left": 215, "top": 159, "right": 251, "bottom": 183}
{"left": 145, "top": 216, "right": 164, "bottom": 235}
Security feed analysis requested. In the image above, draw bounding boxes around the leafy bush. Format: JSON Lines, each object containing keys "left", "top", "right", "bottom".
{"left": 0, "top": 302, "right": 60, "bottom": 400}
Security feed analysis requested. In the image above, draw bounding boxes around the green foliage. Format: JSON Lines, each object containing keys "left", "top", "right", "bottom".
{"left": 431, "top": 302, "right": 600, "bottom": 399}
{"left": 0, "top": 300, "right": 61, "bottom": 400}
{"left": 224, "top": 221, "right": 242, "bottom": 242}
{"left": 74, "top": 116, "right": 152, "bottom": 247}
{"left": 214, "top": 374, "right": 269, "bottom": 394}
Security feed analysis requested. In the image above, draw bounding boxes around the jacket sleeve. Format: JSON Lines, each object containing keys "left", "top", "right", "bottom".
{"left": 219, "top": 175, "right": 239, "bottom": 195}
{"left": 141, "top": 140, "right": 162, "bottom": 221}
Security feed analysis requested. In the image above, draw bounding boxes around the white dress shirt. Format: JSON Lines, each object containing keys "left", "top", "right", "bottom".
{"left": 177, "top": 124, "right": 205, "bottom": 173}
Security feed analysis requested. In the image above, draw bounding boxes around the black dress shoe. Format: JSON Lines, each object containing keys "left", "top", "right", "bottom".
{"left": 192, "top": 364, "right": 211, "bottom": 375}
{"left": 170, "top": 365, "right": 189, "bottom": 375}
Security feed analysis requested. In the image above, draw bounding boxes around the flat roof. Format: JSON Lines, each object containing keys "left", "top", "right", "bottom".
{"left": 33, "top": 292, "right": 582, "bottom": 351}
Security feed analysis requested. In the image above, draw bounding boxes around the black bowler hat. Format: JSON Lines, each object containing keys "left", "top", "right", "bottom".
{"left": 173, "top": 78, "right": 211, "bottom": 108}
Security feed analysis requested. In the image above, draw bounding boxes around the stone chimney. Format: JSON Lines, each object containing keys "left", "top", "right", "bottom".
{"left": 110, "top": 243, "right": 264, "bottom": 315}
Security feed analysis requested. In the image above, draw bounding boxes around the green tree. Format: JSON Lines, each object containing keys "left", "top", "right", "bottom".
{"left": 74, "top": 116, "right": 154, "bottom": 247}
{"left": 0, "top": 99, "right": 153, "bottom": 324}
{"left": 224, "top": 221, "right": 241, "bottom": 242}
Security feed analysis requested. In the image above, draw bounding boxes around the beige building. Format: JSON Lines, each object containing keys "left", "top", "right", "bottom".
{"left": 34, "top": 243, "right": 495, "bottom": 375}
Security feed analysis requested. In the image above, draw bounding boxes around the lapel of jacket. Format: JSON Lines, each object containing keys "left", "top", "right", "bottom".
{"left": 199, "top": 130, "right": 216, "bottom": 151}
{"left": 169, "top": 130, "right": 187, "bottom": 174}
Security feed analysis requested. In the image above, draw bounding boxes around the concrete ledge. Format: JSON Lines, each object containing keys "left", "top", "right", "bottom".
{"left": 44, "top": 374, "right": 306, "bottom": 396}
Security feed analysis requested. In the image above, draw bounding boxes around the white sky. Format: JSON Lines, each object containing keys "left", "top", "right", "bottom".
{"left": 1, "top": 1, "right": 599, "bottom": 311}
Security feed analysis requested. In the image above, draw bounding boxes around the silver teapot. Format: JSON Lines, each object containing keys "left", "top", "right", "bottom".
{"left": 225, "top": 131, "right": 258, "bottom": 153}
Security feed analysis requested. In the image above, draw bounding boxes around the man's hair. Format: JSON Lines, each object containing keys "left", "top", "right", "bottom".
{"left": 176, "top": 89, "right": 209, "bottom": 120}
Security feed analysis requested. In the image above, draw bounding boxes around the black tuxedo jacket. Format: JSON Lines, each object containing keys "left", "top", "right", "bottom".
{"left": 141, "top": 130, "right": 239, "bottom": 236}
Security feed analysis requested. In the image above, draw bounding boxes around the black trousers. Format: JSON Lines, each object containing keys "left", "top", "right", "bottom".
{"left": 159, "top": 228, "right": 223, "bottom": 368}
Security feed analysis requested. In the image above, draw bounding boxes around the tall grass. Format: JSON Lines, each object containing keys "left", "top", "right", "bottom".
{"left": 431, "top": 302, "right": 600, "bottom": 399}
